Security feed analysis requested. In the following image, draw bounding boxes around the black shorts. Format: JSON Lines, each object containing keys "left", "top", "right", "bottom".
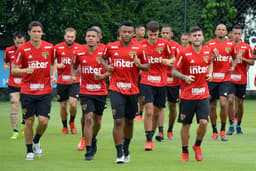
{"left": 80, "top": 94, "right": 106, "bottom": 115}
{"left": 21, "top": 93, "right": 52, "bottom": 119}
{"left": 109, "top": 91, "right": 138, "bottom": 120}
{"left": 140, "top": 84, "right": 166, "bottom": 108}
{"left": 166, "top": 86, "right": 180, "bottom": 103}
{"left": 8, "top": 85, "right": 20, "bottom": 94}
{"left": 229, "top": 83, "right": 246, "bottom": 99}
{"left": 208, "top": 82, "right": 232, "bottom": 102}
{"left": 178, "top": 98, "right": 209, "bottom": 124}
{"left": 57, "top": 83, "right": 80, "bottom": 102}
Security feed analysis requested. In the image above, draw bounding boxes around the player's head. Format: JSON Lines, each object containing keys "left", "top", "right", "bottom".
{"left": 13, "top": 32, "right": 26, "bottom": 48}
{"left": 135, "top": 25, "right": 145, "bottom": 39}
{"left": 119, "top": 21, "right": 134, "bottom": 44}
{"left": 232, "top": 25, "right": 243, "bottom": 42}
{"left": 161, "top": 25, "right": 173, "bottom": 41}
{"left": 91, "top": 26, "right": 103, "bottom": 40}
{"left": 189, "top": 26, "right": 204, "bottom": 47}
{"left": 86, "top": 28, "right": 99, "bottom": 47}
{"left": 28, "top": 21, "right": 43, "bottom": 42}
{"left": 215, "top": 24, "right": 227, "bottom": 39}
{"left": 64, "top": 27, "right": 76, "bottom": 47}
{"left": 147, "top": 21, "right": 159, "bottom": 44}
{"left": 181, "top": 32, "right": 190, "bottom": 48}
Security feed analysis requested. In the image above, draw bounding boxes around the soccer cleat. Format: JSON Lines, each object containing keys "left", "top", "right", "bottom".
{"left": 124, "top": 155, "right": 130, "bottom": 163}
{"left": 77, "top": 137, "right": 85, "bottom": 151}
{"left": 155, "top": 132, "right": 164, "bottom": 142}
{"left": 33, "top": 142, "right": 42, "bottom": 157}
{"left": 25, "top": 152, "right": 34, "bottom": 160}
{"left": 85, "top": 151, "right": 94, "bottom": 161}
{"left": 181, "top": 152, "right": 189, "bottom": 162}
{"left": 220, "top": 131, "right": 228, "bottom": 141}
{"left": 227, "top": 126, "right": 234, "bottom": 135}
{"left": 135, "top": 115, "right": 142, "bottom": 122}
{"left": 10, "top": 132, "right": 19, "bottom": 140}
{"left": 144, "top": 141, "right": 154, "bottom": 151}
{"left": 167, "top": 132, "right": 174, "bottom": 140}
{"left": 20, "top": 124, "right": 25, "bottom": 136}
{"left": 69, "top": 121, "right": 77, "bottom": 134}
{"left": 62, "top": 127, "right": 68, "bottom": 134}
{"left": 116, "top": 155, "right": 125, "bottom": 164}
{"left": 212, "top": 132, "right": 218, "bottom": 140}
{"left": 193, "top": 144, "right": 203, "bottom": 161}
{"left": 236, "top": 127, "right": 243, "bottom": 134}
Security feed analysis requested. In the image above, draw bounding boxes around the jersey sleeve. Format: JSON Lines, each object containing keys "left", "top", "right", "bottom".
{"left": 138, "top": 48, "right": 148, "bottom": 64}
{"left": 173, "top": 50, "right": 184, "bottom": 70}
{"left": 72, "top": 53, "right": 80, "bottom": 68}
{"left": 247, "top": 45, "right": 254, "bottom": 60}
{"left": 102, "top": 43, "right": 110, "bottom": 60}
{"left": 166, "top": 43, "right": 173, "bottom": 58}
{"left": 50, "top": 46, "right": 55, "bottom": 64}
{"left": 13, "top": 47, "right": 23, "bottom": 66}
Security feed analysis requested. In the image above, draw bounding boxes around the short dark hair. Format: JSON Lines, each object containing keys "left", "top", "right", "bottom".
{"left": 189, "top": 26, "right": 202, "bottom": 35}
{"left": 28, "top": 21, "right": 43, "bottom": 31}
{"left": 136, "top": 25, "right": 145, "bottom": 29}
{"left": 91, "top": 26, "right": 102, "bottom": 34}
{"left": 232, "top": 24, "right": 243, "bottom": 31}
{"left": 13, "top": 31, "right": 25, "bottom": 40}
{"left": 181, "top": 32, "right": 189, "bottom": 36}
{"left": 162, "top": 25, "right": 172, "bottom": 31}
{"left": 86, "top": 28, "right": 99, "bottom": 35}
{"left": 120, "top": 21, "right": 134, "bottom": 27}
{"left": 147, "top": 21, "right": 159, "bottom": 32}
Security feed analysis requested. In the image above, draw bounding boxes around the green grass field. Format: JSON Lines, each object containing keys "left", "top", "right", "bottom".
{"left": 0, "top": 99, "right": 256, "bottom": 171}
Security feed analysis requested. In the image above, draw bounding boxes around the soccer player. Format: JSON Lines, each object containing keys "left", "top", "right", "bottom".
{"left": 4, "top": 32, "right": 26, "bottom": 139}
{"left": 181, "top": 32, "right": 190, "bottom": 49}
{"left": 172, "top": 26, "right": 213, "bottom": 162}
{"left": 227, "top": 25, "right": 254, "bottom": 135}
{"left": 140, "top": 21, "right": 172, "bottom": 150}
{"left": 72, "top": 28, "right": 108, "bottom": 160}
{"left": 205, "top": 24, "right": 235, "bottom": 141}
{"left": 54, "top": 28, "right": 80, "bottom": 134}
{"left": 155, "top": 25, "right": 181, "bottom": 141}
{"left": 12, "top": 21, "right": 56, "bottom": 160}
{"left": 100, "top": 21, "right": 149, "bottom": 163}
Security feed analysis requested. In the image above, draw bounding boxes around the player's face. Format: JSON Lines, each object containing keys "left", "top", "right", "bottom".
{"left": 28, "top": 26, "right": 43, "bottom": 42}
{"left": 86, "top": 31, "right": 99, "bottom": 47}
{"left": 181, "top": 35, "right": 189, "bottom": 46}
{"left": 147, "top": 30, "right": 159, "bottom": 44}
{"left": 190, "top": 31, "right": 204, "bottom": 47}
{"left": 161, "top": 27, "right": 172, "bottom": 41}
{"left": 232, "top": 29, "right": 242, "bottom": 42}
{"left": 215, "top": 25, "right": 227, "bottom": 39}
{"left": 120, "top": 26, "right": 134, "bottom": 43}
{"left": 14, "top": 37, "right": 25, "bottom": 48}
{"left": 136, "top": 27, "right": 145, "bottom": 38}
{"left": 64, "top": 31, "right": 76, "bottom": 46}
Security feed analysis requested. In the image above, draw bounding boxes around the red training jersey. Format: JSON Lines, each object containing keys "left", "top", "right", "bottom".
{"left": 73, "top": 44, "right": 107, "bottom": 95}
{"left": 140, "top": 38, "right": 172, "bottom": 87}
{"left": 54, "top": 42, "right": 81, "bottom": 84}
{"left": 230, "top": 42, "right": 254, "bottom": 84}
{"left": 132, "top": 38, "right": 145, "bottom": 44}
{"left": 102, "top": 41, "right": 148, "bottom": 95}
{"left": 174, "top": 45, "right": 212, "bottom": 100}
{"left": 4, "top": 45, "right": 22, "bottom": 87}
{"left": 205, "top": 39, "right": 235, "bottom": 82}
{"left": 13, "top": 41, "right": 55, "bottom": 95}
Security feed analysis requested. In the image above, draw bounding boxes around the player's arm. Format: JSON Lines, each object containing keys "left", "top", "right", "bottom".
{"left": 99, "top": 56, "right": 114, "bottom": 73}
{"left": 162, "top": 56, "right": 175, "bottom": 67}
{"left": 3, "top": 62, "right": 9, "bottom": 71}
{"left": 172, "top": 67, "right": 195, "bottom": 84}
{"left": 94, "top": 71, "right": 111, "bottom": 80}
{"left": 237, "top": 48, "right": 254, "bottom": 65}
{"left": 206, "top": 61, "right": 213, "bottom": 81}
{"left": 50, "top": 61, "right": 57, "bottom": 85}
{"left": 12, "top": 63, "right": 34, "bottom": 75}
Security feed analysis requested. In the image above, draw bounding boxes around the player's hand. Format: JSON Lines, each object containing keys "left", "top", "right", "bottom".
{"left": 229, "top": 66, "right": 235, "bottom": 73}
{"left": 162, "top": 58, "right": 174, "bottom": 66}
{"left": 3, "top": 64, "right": 9, "bottom": 71}
{"left": 57, "top": 63, "right": 65, "bottom": 69}
{"left": 185, "top": 75, "right": 195, "bottom": 84}
{"left": 212, "top": 48, "right": 219, "bottom": 59}
{"left": 51, "top": 76, "right": 56, "bottom": 85}
{"left": 106, "top": 64, "right": 114, "bottom": 73}
{"left": 134, "top": 55, "right": 141, "bottom": 67}
{"left": 26, "top": 68, "right": 34, "bottom": 74}
{"left": 70, "top": 75, "right": 76, "bottom": 83}
{"left": 206, "top": 74, "right": 212, "bottom": 81}
{"left": 94, "top": 73, "right": 104, "bottom": 80}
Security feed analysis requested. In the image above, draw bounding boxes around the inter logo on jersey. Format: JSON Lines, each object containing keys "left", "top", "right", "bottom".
{"left": 225, "top": 48, "right": 231, "bottom": 53}
{"left": 156, "top": 47, "right": 163, "bottom": 54}
{"left": 96, "top": 57, "right": 101, "bottom": 64}
{"left": 129, "top": 51, "right": 136, "bottom": 59}
{"left": 204, "top": 56, "right": 209, "bottom": 63}
{"left": 42, "top": 52, "right": 49, "bottom": 59}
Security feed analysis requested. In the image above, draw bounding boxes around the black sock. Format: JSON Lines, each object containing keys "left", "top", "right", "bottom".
{"left": 145, "top": 131, "right": 152, "bottom": 142}
{"left": 237, "top": 121, "right": 241, "bottom": 127}
{"left": 123, "top": 138, "right": 131, "bottom": 156}
{"left": 70, "top": 115, "right": 75, "bottom": 123}
{"left": 158, "top": 126, "right": 163, "bottom": 134}
{"left": 115, "top": 144, "right": 123, "bottom": 157}
{"left": 195, "top": 138, "right": 202, "bottom": 146}
{"left": 26, "top": 144, "right": 33, "bottom": 153}
{"left": 139, "top": 111, "right": 143, "bottom": 116}
{"left": 33, "top": 134, "right": 41, "bottom": 144}
{"left": 182, "top": 146, "right": 188, "bottom": 153}
{"left": 212, "top": 124, "right": 218, "bottom": 133}
{"left": 92, "top": 136, "right": 96, "bottom": 143}
{"left": 229, "top": 120, "right": 234, "bottom": 127}
{"left": 62, "top": 120, "right": 67, "bottom": 128}
{"left": 13, "top": 129, "right": 19, "bottom": 132}
{"left": 168, "top": 126, "right": 173, "bottom": 133}
{"left": 86, "top": 145, "right": 92, "bottom": 155}
{"left": 221, "top": 122, "right": 226, "bottom": 131}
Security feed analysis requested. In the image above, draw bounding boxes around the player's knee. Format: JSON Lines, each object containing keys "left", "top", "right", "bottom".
{"left": 199, "top": 119, "right": 208, "bottom": 126}
{"left": 81, "top": 104, "right": 88, "bottom": 114}
{"left": 114, "top": 119, "right": 123, "bottom": 129}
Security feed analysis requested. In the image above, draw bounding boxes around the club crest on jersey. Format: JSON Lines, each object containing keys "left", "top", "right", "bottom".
{"left": 239, "top": 50, "right": 245, "bottom": 55}
{"left": 203, "top": 56, "right": 209, "bottom": 63}
{"left": 129, "top": 51, "right": 136, "bottom": 59}
{"left": 156, "top": 47, "right": 163, "bottom": 54}
{"left": 73, "top": 50, "right": 76, "bottom": 54}
{"left": 96, "top": 57, "right": 101, "bottom": 64}
{"left": 225, "top": 48, "right": 231, "bottom": 53}
{"left": 42, "top": 52, "right": 49, "bottom": 59}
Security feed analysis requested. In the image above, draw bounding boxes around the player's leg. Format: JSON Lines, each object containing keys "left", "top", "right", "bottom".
{"left": 235, "top": 84, "right": 246, "bottom": 134}
{"left": 57, "top": 84, "right": 69, "bottom": 134}
{"left": 208, "top": 82, "right": 218, "bottom": 139}
{"left": 9, "top": 90, "right": 20, "bottom": 139}
{"left": 227, "top": 83, "right": 236, "bottom": 135}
